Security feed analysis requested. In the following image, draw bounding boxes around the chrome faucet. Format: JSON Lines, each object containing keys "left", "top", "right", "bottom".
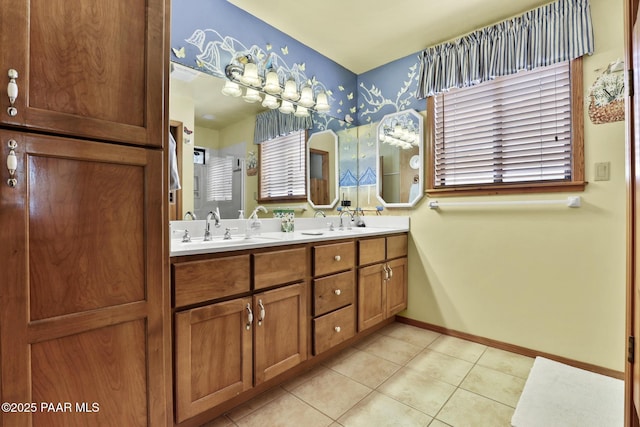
{"left": 183, "top": 211, "right": 196, "bottom": 220}
{"left": 339, "top": 209, "right": 354, "bottom": 231}
{"left": 204, "top": 208, "right": 221, "bottom": 241}
{"left": 246, "top": 205, "right": 267, "bottom": 238}
{"left": 314, "top": 210, "right": 326, "bottom": 218}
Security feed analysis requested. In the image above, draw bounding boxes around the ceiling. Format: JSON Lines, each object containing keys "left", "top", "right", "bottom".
{"left": 228, "top": 0, "right": 555, "bottom": 74}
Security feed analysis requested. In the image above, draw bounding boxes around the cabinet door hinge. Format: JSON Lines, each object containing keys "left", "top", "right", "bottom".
{"left": 629, "top": 70, "right": 634, "bottom": 98}
{"left": 629, "top": 336, "right": 635, "bottom": 363}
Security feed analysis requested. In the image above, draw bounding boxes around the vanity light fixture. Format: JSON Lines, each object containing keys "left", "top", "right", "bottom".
{"left": 221, "top": 80, "right": 242, "bottom": 97}
{"left": 380, "top": 118, "right": 420, "bottom": 149}
{"left": 223, "top": 54, "right": 331, "bottom": 118}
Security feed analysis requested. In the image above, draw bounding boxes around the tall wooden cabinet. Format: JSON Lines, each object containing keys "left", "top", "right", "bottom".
{"left": 0, "top": 0, "right": 169, "bottom": 425}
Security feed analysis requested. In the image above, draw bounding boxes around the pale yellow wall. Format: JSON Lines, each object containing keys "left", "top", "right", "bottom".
{"left": 394, "top": 0, "right": 626, "bottom": 372}
{"left": 219, "top": 115, "right": 260, "bottom": 215}
{"left": 169, "top": 79, "right": 195, "bottom": 216}
{"left": 194, "top": 126, "right": 220, "bottom": 151}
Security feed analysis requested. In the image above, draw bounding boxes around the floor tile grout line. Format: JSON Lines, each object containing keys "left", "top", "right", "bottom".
{"left": 206, "top": 323, "right": 531, "bottom": 426}
{"left": 287, "top": 366, "right": 376, "bottom": 422}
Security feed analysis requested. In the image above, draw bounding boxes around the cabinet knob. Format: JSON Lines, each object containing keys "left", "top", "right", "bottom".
{"left": 333, "top": 289, "right": 341, "bottom": 296}
{"left": 334, "top": 255, "right": 341, "bottom": 261}
{"left": 334, "top": 326, "right": 341, "bottom": 333}
{"left": 7, "top": 69, "right": 18, "bottom": 117}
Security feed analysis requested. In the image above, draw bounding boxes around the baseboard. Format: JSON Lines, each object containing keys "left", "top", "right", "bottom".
{"left": 396, "top": 316, "right": 624, "bottom": 380}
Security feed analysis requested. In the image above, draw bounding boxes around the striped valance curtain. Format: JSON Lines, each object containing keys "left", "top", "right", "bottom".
{"left": 416, "top": 0, "right": 594, "bottom": 99}
{"left": 254, "top": 109, "right": 313, "bottom": 144}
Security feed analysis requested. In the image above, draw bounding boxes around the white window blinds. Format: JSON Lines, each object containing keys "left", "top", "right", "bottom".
{"left": 206, "top": 155, "right": 233, "bottom": 201}
{"left": 433, "top": 61, "right": 572, "bottom": 187}
{"left": 259, "top": 130, "right": 306, "bottom": 199}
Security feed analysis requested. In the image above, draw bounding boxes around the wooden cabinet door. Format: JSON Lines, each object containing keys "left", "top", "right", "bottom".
{"left": 0, "top": 131, "right": 167, "bottom": 426}
{"left": 0, "top": 0, "right": 165, "bottom": 147}
{"left": 174, "top": 298, "right": 252, "bottom": 423}
{"left": 386, "top": 258, "right": 408, "bottom": 317}
{"left": 358, "top": 264, "right": 387, "bottom": 331}
{"left": 254, "top": 283, "right": 308, "bottom": 385}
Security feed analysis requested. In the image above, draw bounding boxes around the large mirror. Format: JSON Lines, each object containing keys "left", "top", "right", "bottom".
{"left": 307, "top": 130, "right": 338, "bottom": 209}
{"left": 170, "top": 62, "right": 350, "bottom": 219}
{"left": 376, "top": 109, "right": 424, "bottom": 208}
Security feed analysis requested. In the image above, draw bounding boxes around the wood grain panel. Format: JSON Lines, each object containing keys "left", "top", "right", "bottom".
{"left": 173, "top": 255, "right": 250, "bottom": 307}
{"left": 313, "top": 241, "right": 355, "bottom": 276}
{"left": 0, "top": 0, "right": 165, "bottom": 146}
{"left": 358, "top": 237, "right": 386, "bottom": 266}
{"left": 254, "top": 283, "right": 307, "bottom": 385}
{"left": 27, "top": 155, "right": 145, "bottom": 320}
{"left": 30, "top": 1, "right": 145, "bottom": 126}
{"left": 253, "top": 247, "right": 306, "bottom": 290}
{"left": 386, "top": 258, "right": 408, "bottom": 316}
{"left": 30, "top": 320, "right": 147, "bottom": 427}
{"left": 174, "top": 298, "right": 252, "bottom": 423}
{"left": 386, "top": 234, "right": 408, "bottom": 259}
{"left": 313, "top": 305, "right": 355, "bottom": 355}
{"left": 313, "top": 270, "right": 355, "bottom": 316}
{"left": 358, "top": 264, "right": 386, "bottom": 331}
{"left": 0, "top": 131, "right": 168, "bottom": 426}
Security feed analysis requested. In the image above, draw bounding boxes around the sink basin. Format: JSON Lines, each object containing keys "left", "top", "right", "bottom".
{"left": 173, "top": 235, "right": 253, "bottom": 246}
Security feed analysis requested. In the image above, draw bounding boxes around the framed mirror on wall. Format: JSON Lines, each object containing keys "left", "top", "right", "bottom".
{"left": 376, "top": 109, "right": 424, "bottom": 208}
{"left": 170, "top": 61, "right": 354, "bottom": 218}
{"left": 307, "top": 130, "right": 339, "bottom": 209}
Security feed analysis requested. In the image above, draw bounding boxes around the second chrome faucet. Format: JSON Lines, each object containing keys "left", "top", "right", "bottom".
{"left": 204, "top": 207, "right": 221, "bottom": 241}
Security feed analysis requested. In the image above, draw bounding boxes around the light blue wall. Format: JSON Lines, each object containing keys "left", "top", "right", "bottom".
{"left": 170, "top": 0, "right": 358, "bottom": 133}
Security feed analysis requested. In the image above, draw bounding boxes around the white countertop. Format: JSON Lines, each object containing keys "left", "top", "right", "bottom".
{"left": 170, "top": 216, "right": 409, "bottom": 257}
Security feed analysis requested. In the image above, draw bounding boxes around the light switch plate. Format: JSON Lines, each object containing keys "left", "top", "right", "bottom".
{"left": 594, "top": 161, "right": 610, "bottom": 181}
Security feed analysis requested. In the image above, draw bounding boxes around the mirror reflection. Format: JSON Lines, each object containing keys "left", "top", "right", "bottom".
{"left": 170, "top": 63, "right": 262, "bottom": 220}
{"left": 376, "top": 109, "right": 424, "bottom": 207}
{"left": 307, "top": 130, "right": 338, "bottom": 209}
{"left": 169, "top": 62, "right": 352, "bottom": 219}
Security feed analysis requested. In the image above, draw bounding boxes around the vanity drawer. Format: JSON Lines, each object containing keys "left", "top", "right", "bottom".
{"left": 173, "top": 255, "right": 250, "bottom": 307}
{"left": 313, "top": 270, "right": 355, "bottom": 316}
{"left": 387, "top": 234, "right": 408, "bottom": 259}
{"left": 254, "top": 247, "right": 307, "bottom": 290}
{"left": 358, "top": 237, "right": 386, "bottom": 266}
{"left": 313, "top": 241, "right": 355, "bottom": 276}
{"left": 313, "top": 305, "right": 355, "bottom": 355}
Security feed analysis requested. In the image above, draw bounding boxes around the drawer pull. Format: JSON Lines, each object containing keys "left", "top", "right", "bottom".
{"left": 245, "top": 303, "right": 253, "bottom": 330}
{"left": 257, "top": 299, "right": 265, "bottom": 326}
{"left": 334, "top": 255, "right": 341, "bottom": 261}
{"left": 6, "top": 139, "right": 17, "bottom": 188}
{"left": 334, "top": 289, "right": 341, "bottom": 296}
{"left": 7, "top": 69, "right": 18, "bottom": 117}
{"left": 334, "top": 326, "right": 341, "bottom": 333}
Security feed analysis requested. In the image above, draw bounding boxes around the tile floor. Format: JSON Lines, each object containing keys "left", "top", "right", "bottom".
{"left": 201, "top": 322, "right": 535, "bottom": 427}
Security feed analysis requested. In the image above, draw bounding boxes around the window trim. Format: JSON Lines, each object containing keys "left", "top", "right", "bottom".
{"left": 425, "top": 58, "right": 585, "bottom": 197}
{"left": 257, "top": 130, "right": 308, "bottom": 203}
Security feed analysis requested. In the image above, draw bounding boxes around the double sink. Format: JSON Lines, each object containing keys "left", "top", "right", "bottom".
{"left": 170, "top": 218, "right": 409, "bottom": 257}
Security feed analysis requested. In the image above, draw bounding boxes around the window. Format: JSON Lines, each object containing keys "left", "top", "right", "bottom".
{"left": 427, "top": 59, "right": 585, "bottom": 196}
{"left": 259, "top": 130, "right": 307, "bottom": 201}
{"left": 206, "top": 155, "right": 233, "bottom": 201}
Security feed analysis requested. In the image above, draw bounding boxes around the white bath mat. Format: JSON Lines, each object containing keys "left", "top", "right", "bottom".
{"left": 511, "top": 357, "right": 623, "bottom": 427}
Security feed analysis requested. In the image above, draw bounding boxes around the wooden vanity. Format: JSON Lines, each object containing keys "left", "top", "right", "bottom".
{"left": 170, "top": 230, "right": 408, "bottom": 426}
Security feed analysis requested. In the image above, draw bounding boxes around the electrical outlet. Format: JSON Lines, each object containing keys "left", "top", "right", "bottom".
{"left": 594, "top": 161, "right": 610, "bottom": 181}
